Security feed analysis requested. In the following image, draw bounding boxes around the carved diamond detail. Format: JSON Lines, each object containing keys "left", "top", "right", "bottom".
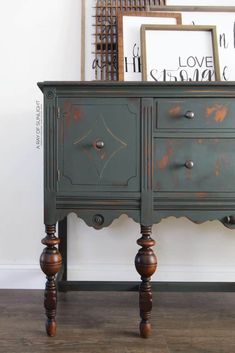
{"left": 74, "top": 116, "right": 127, "bottom": 178}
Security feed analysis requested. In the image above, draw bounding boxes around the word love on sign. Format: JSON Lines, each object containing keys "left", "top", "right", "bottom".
{"left": 149, "top": 55, "right": 216, "bottom": 82}
{"left": 179, "top": 55, "right": 213, "bottom": 68}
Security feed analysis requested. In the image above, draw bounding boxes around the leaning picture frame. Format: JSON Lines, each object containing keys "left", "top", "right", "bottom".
{"left": 148, "top": 6, "right": 235, "bottom": 81}
{"left": 165, "top": 2, "right": 235, "bottom": 7}
{"left": 141, "top": 24, "right": 220, "bottom": 82}
{"left": 117, "top": 11, "right": 182, "bottom": 81}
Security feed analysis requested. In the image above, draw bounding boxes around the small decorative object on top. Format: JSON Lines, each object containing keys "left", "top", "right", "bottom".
{"left": 90, "top": 0, "right": 166, "bottom": 81}
{"left": 141, "top": 24, "right": 220, "bottom": 82}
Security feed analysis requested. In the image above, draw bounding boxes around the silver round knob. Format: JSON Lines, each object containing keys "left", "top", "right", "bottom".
{"left": 185, "top": 111, "right": 195, "bottom": 119}
{"left": 225, "top": 215, "right": 235, "bottom": 224}
{"left": 95, "top": 140, "right": 105, "bottom": 149}
{"left": 93, "top": 214, "right": 104, "bottom": 226}
{"left": 185, "top": 160, "right": 194, "bottom": 169}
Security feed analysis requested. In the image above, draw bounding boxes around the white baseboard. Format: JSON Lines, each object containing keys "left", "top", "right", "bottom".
{"left": 68, "top": 264, "right": 235, "bottom": 282}
{"left": 0, "top": 265, "right": 45, "bottom": 289}
{"left": 0, "top": 264, "right": 235, "bottom": 289}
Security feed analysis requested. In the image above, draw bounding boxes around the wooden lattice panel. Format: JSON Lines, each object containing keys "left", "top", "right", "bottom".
{"left": 93, "top": 0, "right": 166, "bottom": 80}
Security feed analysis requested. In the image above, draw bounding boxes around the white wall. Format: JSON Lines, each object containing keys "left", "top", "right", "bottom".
{"left": 0, "top": 0, "right": 81, "bottom": 288}
{"left": 1, "top": 0, "right": 235, "bottom": 289}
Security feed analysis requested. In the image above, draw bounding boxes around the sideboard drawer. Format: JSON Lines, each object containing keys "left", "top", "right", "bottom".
{"left": 57, "top": 98, "right": 140, "bottom": 191}
{"left": 156, "top": 98, "right": 235, "bottom": 130}
{"left": 154, "top": 138, "right": 235, "bottom": 192}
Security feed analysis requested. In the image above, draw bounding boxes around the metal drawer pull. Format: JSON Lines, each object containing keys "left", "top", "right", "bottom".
{"left": 185, "top": 160, "right": 194, "bottom": 169}
{"left": 184, "top": 111, "right": 195, "bottom": 119}
{"left": 95, "top": 140, "right": 105, "bottom": 149}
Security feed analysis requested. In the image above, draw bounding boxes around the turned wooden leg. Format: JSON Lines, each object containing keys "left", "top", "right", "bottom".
{"left": 135, "top": 225, "right": 157, "bottom": 338}
{"left": 40, "top": 224, "right": 62, "bottom": 337}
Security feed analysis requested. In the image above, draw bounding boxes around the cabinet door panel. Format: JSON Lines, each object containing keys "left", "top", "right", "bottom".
{"left": 57, "top": 98, "right": 140, "bottom": 192}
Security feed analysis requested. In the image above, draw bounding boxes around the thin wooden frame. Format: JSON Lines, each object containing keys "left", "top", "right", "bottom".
{"left": 149, "top": 6, "right": 235, "bottom": 12}
{"left": 117, "top": 11, "right": 182, "bottom": 81}
{"left": 147, "top": 6, "right": 235, "bottom": 81}
{"left": 141, "top": 24, "right": 220, "bottom": 82}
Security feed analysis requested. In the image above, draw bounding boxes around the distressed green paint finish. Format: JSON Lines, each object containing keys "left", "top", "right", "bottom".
{"left": 38, "top": 81, "right": 235, "bottom": 229}
{"left": 141, "top": 98, "right": 154, "bottom": 226}
{"left": 43, "top": 88, "right": 57, "bottom": 225}
{"left": 154, "top": 138, "right": 235, "bottom": 192}
{"left": 156, "top": 98, "right": 235, "bottom": 129}
{"left": 57, "top": 98, "right": 140, "bottom": 192}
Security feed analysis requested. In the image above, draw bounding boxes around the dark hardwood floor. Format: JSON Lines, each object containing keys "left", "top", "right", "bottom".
{"left": 0, "top": 289, "right": 235, "bottom": 353}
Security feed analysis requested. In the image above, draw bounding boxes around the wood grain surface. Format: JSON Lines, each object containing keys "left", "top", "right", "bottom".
{"left": 1, "top": 289, "right": 235, "bottom": 353}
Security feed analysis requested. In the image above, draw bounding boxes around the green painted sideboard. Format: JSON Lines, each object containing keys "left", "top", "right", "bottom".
{"left": 38, "top": 81, "right": 235, "bottom": 338}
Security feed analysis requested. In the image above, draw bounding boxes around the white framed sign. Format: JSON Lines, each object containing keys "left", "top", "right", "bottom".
{"left": 141, "top": 24, "right": 220, "bottom": 82}
{"left": 149, "top": 6, "right": 235, "bottom": 81}
{"left": 117, "top": 11, "right": 182, "bottom": 81}
{"left": 166, "top": 1, "right": 235, "bottom": 5}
